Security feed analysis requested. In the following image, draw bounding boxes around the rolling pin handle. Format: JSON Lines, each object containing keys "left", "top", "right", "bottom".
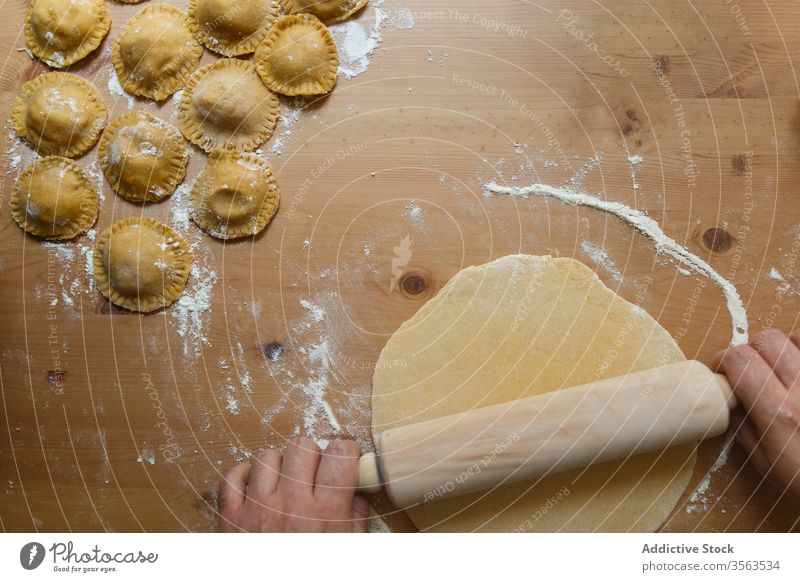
{"left": 713, "top": 373, "right": 739, "bottom": 410}
{"left": 357, "top": 452, "right": 384, "bottom": 494}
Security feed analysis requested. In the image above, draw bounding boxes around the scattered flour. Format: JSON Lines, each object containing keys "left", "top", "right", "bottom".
{"left": 300, "top": 299, "right": 326, "bottom": 323}
{"left": 627, "top": 154, "right": 643, "bottom": 191}
{"left": 569, "top": 152, "right": 604, "bottom": 190}
{"left": 84, "top": 157, "right": 106, "bottom": 202}
{"left": 136, "top": 449, "right": 156, "bottom": 465}
{"left": 484, "top": 181, "right": 749, "bottom": 346}
{"left": 168, "top": 184, "right": 218, "bottom": 358}
{"left": 261, "top": 291, "right": 370, "bottom": 450}
{"left": 172, "top": 262, "right": 217, "bottom": 358}
{"left": 270, "top": 136, "right": 285, "bottom": 156}
{"left": 368, "top": 513, "right": 393, "bottom": 533}
{"left": 170, "top": 184, "right": 192, "bottom": 232}
{"left": 406, "top": 201, "right": 424, "bottom": 227}
{"left": 266, "top": 95, "right": 305, "bottom": 157}
{"left": 579, "top": 240, "right": 623, "bottom": 283}
{"left": 170, "top": 90, "right": 184, "bottom": 121}
{"left": 330, "top": 1, "right": 414, "bottom": 79}
{"left": 226, "top": 394, "right": 240, "bottom": 415}
{"left": 686, "top": 431, "right": 735, "bottom": 513}
{"left": 106, "top": 66, "right": 135, "bottom": 109}
{"left": 769, "top": 266, "right": 785, "bottom": 282}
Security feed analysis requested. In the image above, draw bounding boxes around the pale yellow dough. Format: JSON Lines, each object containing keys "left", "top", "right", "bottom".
{"left": 281, "top": 0, "right": 367, "bottom": 24}
{"left": 24, "top": 0, "right": 111, "bottom": 68}
{"left": 188, "top": 0, "right": 279, "bottom": 57}
{"left": 190, "top": 150, "right": 280, "bottom": 239}
{"left": 98, "top": 111, "right": 188, "bottom": 203}
{"left": 254, "top": 14, "right": 338, "bottom": 96}
{"left": 372, "top": 255, "right": 696, "bottom": 532}
{"left": 11, "top": 156, "right": 98, "bottom": 240}
{"left": 93, "top": 217, "right": 192, "bottom": 313}
{"left": 179, "top": 59, "right": 279, "bottom": 152}
{"left": 12, "top": 72, "right": 107, "bottom": 158}
{"left": 112, "top": 4, "right": 203, "bottom": 101}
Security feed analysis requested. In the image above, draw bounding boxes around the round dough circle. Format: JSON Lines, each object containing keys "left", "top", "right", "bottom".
{"left": 93, "top": 217, "right": 192, "bottom": 313}
{"left": 190, "top": 151, "right": 280, "bottom": 239}
{"left": 98, "top": 110, "right": 188, "bottom": 203}
{"left": 179, "top": 59, "right": 279, "bottom": 152}
{"left": 112, "top": 3, "right": 203, "bottom": 101}
{"left": 12, "top": 72, "right": 108, "bottom": 158}
{"left": 372, "top": 255, "right": 696, "bottom": 532}
{"left": 188, "top": 0, "right": 279, "bottom": 57}
{"left": 24, "top": 0, "right": 111, "bottom": 68}
{"left": 11, "top": 156, "right": 98, "bottom": 240}
{"left": 254, "top": 14, "right": 338, "bottom": 96}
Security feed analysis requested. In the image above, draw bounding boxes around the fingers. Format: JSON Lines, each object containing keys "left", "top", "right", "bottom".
{"left": 713, "top": 344, "right": 786, "bottom": 431}
{"left": 247, "top": 448, "right": 283, "bottom": 502}
{"left": 218, "top": 463, "right": 251, "bottom": 531}
{"left": 351, "top": 494, "right": 371, "bottom": 533}
{"left": 730, "top": 408, "right": 770, "bottom": 471}
{"left": 277, "top": 436, "right": 320, "bottom": 496}
{"left": 751, "top": 330, "right": 800, "bottom": 392}
{"left": 314, "top": 440, "right": 361, "bottom": 514}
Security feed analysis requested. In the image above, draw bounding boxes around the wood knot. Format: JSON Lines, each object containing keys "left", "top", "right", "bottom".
{"left": 263, "top": 342, "right": 284, "bottom": 362}
{"left": 731, "top": 154, "right": 747, "bottom": 176}
{"left": 702, "top": 227, "right": 734, "bottom": 253}
{"left": 397, "top": 269, "right": 432, "bottom": 300}
{"left": 401, "top": 274, "right": 427, "bottom": 295}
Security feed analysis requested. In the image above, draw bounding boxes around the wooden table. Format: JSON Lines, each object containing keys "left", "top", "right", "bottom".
{"left": 1, "top": 0, "right": 799, "bottom": 532}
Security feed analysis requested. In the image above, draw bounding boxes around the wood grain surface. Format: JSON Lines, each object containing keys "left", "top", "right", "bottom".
{"left": 1, "top": 0, "right": 800, "bottom": 532}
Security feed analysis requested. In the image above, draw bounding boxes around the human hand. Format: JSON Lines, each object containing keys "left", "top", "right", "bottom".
{"left": 218, "top": 437, "right": 370, "bottom": 532}
{"left": 712, "top": 329, "right": 800, "bottom": 499}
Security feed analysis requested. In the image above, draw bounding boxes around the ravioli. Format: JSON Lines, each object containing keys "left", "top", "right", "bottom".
{"left": 254, "top": 14, "right": 338, "bottom": 96}
{"left": 188, "top": 0, "right": 279, "bottom": 57}
{"left": 11, "top": 156, "right": 99, "bottom": 240}
{"left": 12, "top": 72, "right": 107, "bottom": 158}
{"left": 93, "top": 217, "right": 192, "bottom": 313}
{"left": 280, "top": 0, "right": 367, "bottom": 24}
{"left": 98, "top": 111, "right": 188, "bottom": 203}
{"left": 179, "top": 59, "right": 279, "bottom": 152}
{"left": 24, "top": 0, "right": 111, "bottom": 68}
{"left": 190, "top": 150, "right": 280, "bottom": 239}
{"left": 112, "top": 4, "right": 203, "bottom": 101}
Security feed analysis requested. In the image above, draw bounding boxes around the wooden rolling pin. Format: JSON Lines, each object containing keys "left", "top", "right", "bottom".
{"left": 358, "top": 360, "right": 736, "bottom": 508}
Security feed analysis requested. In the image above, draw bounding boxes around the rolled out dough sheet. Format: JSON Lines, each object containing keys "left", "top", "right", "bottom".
{"left": 372, "top": 255, "right": 696, "bottom": 532}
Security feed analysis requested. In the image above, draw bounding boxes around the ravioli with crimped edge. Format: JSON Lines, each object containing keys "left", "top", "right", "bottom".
{"left": 190, "top": 150, "right": 280, "bottom": 239}
{"left": 12, "top": 72, "right": 107, "bottom": 158}
{"left": 112, "top": 3, "right": 203, "bottom": 101}
{"left": 98, "top": 111, "right": 188, "bottom": 203}
{"left": 179, "top": 59, "right": 279, "bottom": 152}
{"left": 188, "top": 0, "right": 279, "bottom": 57}
{"left": 254, "top": 14, "right": 338, "bottom": 96}
{"left": 11, "top": 156, "right": 99, "bottom": 240}
{"left": 93, "top": 217, "right": 193, "bottom": 313}
{"left": 24, "top": 0, "right": 111, "bottom": 68}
